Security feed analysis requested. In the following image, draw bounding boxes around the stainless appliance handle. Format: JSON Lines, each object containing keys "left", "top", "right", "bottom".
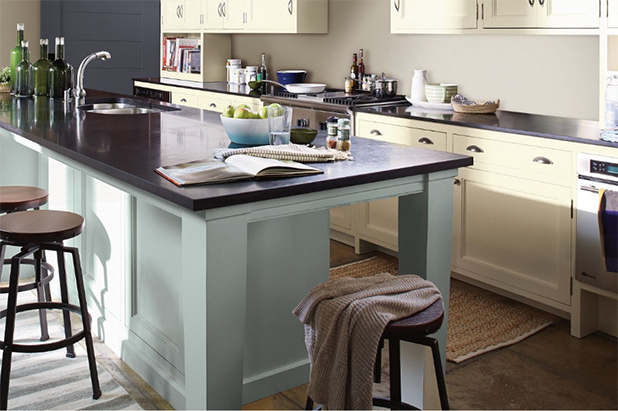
{"left": 580, "top": 185, "right": 600, "bottom": 194}
{"left": 288, "top": 0, "right": 293, "bottom": 15}
{"left": 370, "top": 129, "right": 383, "bottom": 136}
{"left": 394, "top": 0, "right": 400, "bottom": 12}
{"left": 533, "top": 156, "right": 553, "bottom": 165}
{"left": 466, "top": 145, "right": 484, "bottom": 153}
{"left": 418, "top": 137, "right": 434, "bottom": 145}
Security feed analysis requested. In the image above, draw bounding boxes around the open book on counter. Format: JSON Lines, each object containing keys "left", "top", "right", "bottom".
{"left": 155, "top": 155, "right": 323, "bottom": 187}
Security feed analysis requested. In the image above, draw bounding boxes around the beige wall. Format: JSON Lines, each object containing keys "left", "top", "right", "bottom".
{"left": 0, "top": 0, "right": 41, "bottom": 67}
{"left": 231, "top": 0, "right": 599, "bottom": 120}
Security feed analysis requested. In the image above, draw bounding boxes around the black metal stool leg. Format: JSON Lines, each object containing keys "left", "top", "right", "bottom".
{"left": 69, "top": 248, "right": 101, "bottom": 400}
{"left": 33, "top": 250, "right": 50, "bottom": 342}
{"left": 56, "top": 248, "right": 76, "bottom": 358}
{"left": 389, "top": 338, "right": 402, "bottom": 404}
{"left": 305, "top": 396, "right": 314, "bottom": 410}
{"left": 41, "top": 250, "right": 52, "bottom": 303}
{"left": 0, "top": 242, "right": 5, "bottom": 281}
{"left": 427, "top": 338, "right": 450, "bottom": 410}
{"left": 374, "top": 337, "right": 384, "bottom": 383}
{"left": 0, "top": 252, "right": 28, "bottom": 410}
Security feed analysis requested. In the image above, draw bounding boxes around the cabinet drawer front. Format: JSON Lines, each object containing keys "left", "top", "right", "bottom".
{"left": 171, "top": 92, "right": 197, "bottom": 108}
{"left": 453, "top": 134, "right": 571, "bottom": 179}
{"left": 197, "top": 95, "right": 232, "bottom": 112}
{"left": 357, "top": 120, "right": 447, "bottom": 151}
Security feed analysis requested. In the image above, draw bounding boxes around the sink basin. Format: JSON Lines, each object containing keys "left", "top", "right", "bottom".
{"left": 78, "top": 97, "right": 180, "bottom": 115}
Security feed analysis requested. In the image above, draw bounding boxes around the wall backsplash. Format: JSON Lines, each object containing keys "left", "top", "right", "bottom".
{"left": 231, "top": 0, "right": 599, "bottom": 120}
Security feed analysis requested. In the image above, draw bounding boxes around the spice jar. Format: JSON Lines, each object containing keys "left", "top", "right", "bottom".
{"left": 336, "top": 118, "right": 351, "bottom": 152}
{"left": 344, "top": 78, "right": 353, "bottom": 93}
{"left": 226, "top": 59, "right": 241, "bottom": 83}
{"left": 245, "top": 66, "right": 258, "bottom": 84}
{"left": 326, "top": 116, "right": 339, "bottom": 149}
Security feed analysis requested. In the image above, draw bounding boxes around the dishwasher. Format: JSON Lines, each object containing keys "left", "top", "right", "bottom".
{"left": 576, "top": 153, "right": 618, "bottom": 293}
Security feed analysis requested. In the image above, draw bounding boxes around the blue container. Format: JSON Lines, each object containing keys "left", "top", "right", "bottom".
{"left": 276, "top": 70, "right": 307, "bottom": 85}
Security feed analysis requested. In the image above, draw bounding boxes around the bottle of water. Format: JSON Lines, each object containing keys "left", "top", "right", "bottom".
{"left": 605, "top": 75, "right": 618, "bottom": 129}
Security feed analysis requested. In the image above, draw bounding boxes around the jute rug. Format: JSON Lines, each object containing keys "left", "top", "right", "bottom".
{"left": 0, "top": 292, "right": 143, "bottom": 410}
{"left": 330, "top": 256, "right": 553, "bottom": 364}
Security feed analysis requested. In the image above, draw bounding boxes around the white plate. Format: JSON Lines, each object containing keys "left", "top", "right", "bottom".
{"left": 285, "top": 83, "right": 327, "bottom": 94}
{"left": 406, "top": 96, "right": 453, "bottom": 111}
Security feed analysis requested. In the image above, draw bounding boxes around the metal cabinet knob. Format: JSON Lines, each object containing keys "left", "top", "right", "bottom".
{"left": 418, "top": 137, "right": 434, "bottom": 145}
{"left": 466, "top": 145, "right": 484, "bottom": 153}
{"left": 533, "top": 156, "right": 553, "bottom": 165}
{"left": 370, "top": 129, "right": 382, "bottom": 136}
{"left": 454, "top": 178, "right": 461, "bottom": 186}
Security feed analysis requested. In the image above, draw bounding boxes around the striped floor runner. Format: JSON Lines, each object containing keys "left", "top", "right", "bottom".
{"left": 0, "top": 293, "right": 142, "bottom": 410}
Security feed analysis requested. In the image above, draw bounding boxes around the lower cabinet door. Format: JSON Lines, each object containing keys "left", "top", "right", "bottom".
{"left": 330, "top": 205, "right": 355, "bottom": 233}
{"left": 452, "top": 168, "right": 572, "bottom": 305}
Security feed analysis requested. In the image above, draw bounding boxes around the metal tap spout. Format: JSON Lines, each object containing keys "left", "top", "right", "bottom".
{"left": 74, "top": 51, "right": 111, "bottom": 103}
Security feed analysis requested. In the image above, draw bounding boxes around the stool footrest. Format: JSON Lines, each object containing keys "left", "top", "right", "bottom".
{"left": 0, "top": 259, "right": 54, "bottom": 293}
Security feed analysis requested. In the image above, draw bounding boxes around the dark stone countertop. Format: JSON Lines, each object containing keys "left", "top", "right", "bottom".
{"left": 0, "top": 90, "right": 472, "bottom": 211}
{"left": 355, "top": 104, "right": 618, "bottom": 148}
{"left": 134, "top": 77, "right": 263, "bottom": 99}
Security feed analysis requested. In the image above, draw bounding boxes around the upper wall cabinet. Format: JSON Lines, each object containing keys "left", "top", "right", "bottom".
{"left": 609, "top": 0, "right": 618, "bottom": 28}
{"left": 391, "top": 0, "right": 479, "bottom": 32}
{"left": 483, "top": 0, "right": 600, "bottom": 29}
{"left": 162, "top": 0, "right": 328, "bottom": 34}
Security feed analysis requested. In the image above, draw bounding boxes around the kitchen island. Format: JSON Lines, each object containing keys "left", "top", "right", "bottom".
{"left": 0, "top": 91, "right": 471, "bottom": 409}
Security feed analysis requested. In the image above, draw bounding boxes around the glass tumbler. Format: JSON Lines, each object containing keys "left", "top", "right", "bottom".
{"left": 267, "top": 105, "right": 293, "bottom": 145}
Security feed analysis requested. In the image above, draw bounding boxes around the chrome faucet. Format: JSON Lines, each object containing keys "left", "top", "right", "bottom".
{"left": 74, "top": 51, "right": 111, "bottom": 104}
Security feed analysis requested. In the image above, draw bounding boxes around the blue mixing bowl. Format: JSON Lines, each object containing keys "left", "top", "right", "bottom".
{"left": 276, "top": 70, "right": 307, "bottom": 85}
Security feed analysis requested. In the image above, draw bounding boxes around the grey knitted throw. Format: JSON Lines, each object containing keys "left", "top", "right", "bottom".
{"left": 293, "top": 273, "right": 442, "bottom": 410}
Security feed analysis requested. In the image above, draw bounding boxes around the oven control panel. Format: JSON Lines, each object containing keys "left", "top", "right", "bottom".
{"left": 578, "top": 153, "right": 618, "bottom": 183}
{"left": 590, "top": 160, "right": 618, "bottom": 177}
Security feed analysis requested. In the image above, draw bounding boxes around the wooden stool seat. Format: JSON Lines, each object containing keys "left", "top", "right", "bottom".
{"left": 0, "top": 210, "right": 84, "bottom": 245}
{"left": 0, "top": 187, "right": 48, "bottom": 213}
{"left": 382, "top": 300, "right": 444, "bottom": 340}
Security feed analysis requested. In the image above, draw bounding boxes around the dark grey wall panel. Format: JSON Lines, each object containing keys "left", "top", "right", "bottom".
{"left": 41, "top": 0, "right": 160, "bottom": 95}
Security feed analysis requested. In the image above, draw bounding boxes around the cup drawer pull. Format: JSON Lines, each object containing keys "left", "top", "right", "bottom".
{"left": 418, "top": 137, "right": 434, "bottom": 145}
{"left": 466, "top": 145, "right": 484, "bottom": 153}
{"left": 370, "top": 129, "right": 382, "bottom": 136}
{"left": 210, "top": 103, "right": 217, "bottom": 108}
{"left": 180, "top": 98, "right": 187, "bottom": 103}
{"left": 533, "top": 156, "right": 553, "bottom": 165}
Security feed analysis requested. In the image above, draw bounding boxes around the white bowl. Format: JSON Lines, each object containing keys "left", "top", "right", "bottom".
{"left": 220, "top": 115, "right": 270, "bottom": 145}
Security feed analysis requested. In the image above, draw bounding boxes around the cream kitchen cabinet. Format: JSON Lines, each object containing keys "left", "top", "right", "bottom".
{"left": 350, "top": 115, "right": 448, "bottom": 250}
{"left": 162, "top": 0, "right": 203, "bottom": 30}
{"left": 608, "top": 0, "right": 618, "bottom": 27}
{"left": 483, "top": 0, "right": 599, "bottom": 29}
{"left": 199, "top": 0, "right": 244, "bottom": 30}
{"left": 452, "top": 167, "right": 572, "bottom": 305}
{"left": 244, "top": 0, "right": 328, "bottom": 33}
{"left": 391, "top": 0, "right": 479, "bottom": 32}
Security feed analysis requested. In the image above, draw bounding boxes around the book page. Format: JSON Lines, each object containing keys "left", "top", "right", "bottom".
{"left": 156, "top": 159, "right": 253, "bottom": 186}
{"left": 226, "top": 155, "right": 321, "bottom": 176}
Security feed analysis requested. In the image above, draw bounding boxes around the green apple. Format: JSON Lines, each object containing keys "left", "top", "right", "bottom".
{"left": 233, "top": 107, "right": 253, "bottom": 119}
{"left": 268, "top": 103, "right": 283, "bottom": 117}
{"left": 235, "top": 104, "right": 251, "bottom": 111}
{"left": 258, "top": 106, "right": 268, "bottom": 119}
{"left": 252, "top": 112, "right": 262, "bottom": 119}
{"left": 222, "top": 105, "right": 235, "bottom": 118}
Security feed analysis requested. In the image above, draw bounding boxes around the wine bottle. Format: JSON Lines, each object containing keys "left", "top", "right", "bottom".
{"left": 358, "top": 49, "right": 365, "bottom": 90}
{"left": 15, "top": 41, "right": 34, "bottom": 98}
{"left": 33, "top": 39, "right": 51, "bottom": 96}
{"left": 10, "top": 24, "right": 25, "bottom": 95}
{"left": 350, "top": 53, "right": 359, "bottom": 90}
{"left": 260, "top": 53, "right": 268, "bottom": 94}
{"left": 49, "top": 37, "right": 70, "bottom": 98}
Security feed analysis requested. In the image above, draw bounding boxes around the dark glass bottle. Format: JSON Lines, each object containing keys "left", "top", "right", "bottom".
{"left": 10, "top": 23, "right": 25, "bottom": 95}
{"left": 15, "top": 41, "right": 33, "bottom": 98}
{"left": 350, "top": 53, "right": 359, "bottom": 90}
{"left": 49, "top": 37, "right": 70, "bottom": 98}
{"left": 260, "top": 53, "right": 268, "bottom": 93}
{"left": 358, "top": 49, "right": 365, "bottom": 90}
{"left": 33, "top": 39, "right": 51, "bottom": 96}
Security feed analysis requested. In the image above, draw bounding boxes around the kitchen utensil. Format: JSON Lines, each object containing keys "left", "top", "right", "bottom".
{"left": 276, "top": 70, "right": 307, "bottom": 85}
{"left": 284, "top": 83, "right": 327, "bottom": 94}
{"left": 411, "top": 69, "right": 429, "bottom": 101}
{"left": 220, "top": 115, "right": 270, "bottom": 145}
{"left": 373, "top": 76, "right": 397, "bottom": 98}
{"left": 268, "top": 105, "right": 293, "bottom": 145}
{"left": 405, "top": 96, "right": 454, "bottom": 111}
{"left": 425, "top": 84, "right": 458, "bottom": 103}
{"left": 290, "top": 127, "right": 318, "bottom": 144}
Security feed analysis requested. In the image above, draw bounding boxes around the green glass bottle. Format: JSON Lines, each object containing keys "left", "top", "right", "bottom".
{"left": 49, "top": 37, "right": 69, "bottom": 98}
{"left": 9, "top": 23, "right": 25, "bottom": 95}
{"left": 33, "top": 39, "right": 51, "bottom": 96}
{"left": 15, "top": 41, "right": 33, "bottom": 98}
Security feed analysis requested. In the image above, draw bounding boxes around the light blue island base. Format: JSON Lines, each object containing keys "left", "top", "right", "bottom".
{"left": 0, "top": 129, "right": 456, "bottom": 410}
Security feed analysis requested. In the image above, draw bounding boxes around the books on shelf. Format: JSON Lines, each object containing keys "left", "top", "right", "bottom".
{"left": 155, "top": 155, "right": 323, "bottom": 186}
{"left": 162, "top": 36, "right": 201, "bottom": 74}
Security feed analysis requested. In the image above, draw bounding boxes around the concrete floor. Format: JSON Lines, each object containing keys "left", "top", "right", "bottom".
{"left": 243, "top": 240, "right": 618, "bottom": 410}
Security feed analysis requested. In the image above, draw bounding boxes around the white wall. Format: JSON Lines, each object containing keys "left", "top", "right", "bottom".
{"left": 231, "top": 0, "right": 599, "bottom": 120}
{"left": 0, "top": 0, "right": 41, "bottom": 67}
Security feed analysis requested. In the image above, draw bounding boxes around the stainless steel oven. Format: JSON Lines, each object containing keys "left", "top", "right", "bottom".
{"left": 576, "top": 153, "right": 618, "bottom": 293}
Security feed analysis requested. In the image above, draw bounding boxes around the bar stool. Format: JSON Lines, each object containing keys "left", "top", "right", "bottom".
{"left": 0, "top": 186, "right": 53, "bottom": 343}
{"left": 0, "top": 210, "right": 101, "bottom": 410}
{"left": 305, "top": 300, "right": 449, "bottom": 411}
